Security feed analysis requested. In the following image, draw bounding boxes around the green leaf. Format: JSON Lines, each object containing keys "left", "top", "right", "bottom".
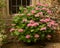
{"left": 18, "top": 35, "right": 25, "bottom": 41}
{"left": 11, "top": 32, "right": 14, "bottom": 36}
{"left": 40, "top": 24, "right": 46, "bottom": 28}
{"left": 19, "top": 6, "right": 24, "bottom": 13}
{"left": 31, "top": 29, "right": 34, "bottom": 32}
{"left": 14, "top": 31, "right": 20, "bottom": 36}
{"left": 34, "top": 39, "right": 37, "bottom": 42}
{"left": 41, "top": 34, "right": 45, "bottom": 40}
{"left": 27, "top": 39, "right": 31, "bottom": 43}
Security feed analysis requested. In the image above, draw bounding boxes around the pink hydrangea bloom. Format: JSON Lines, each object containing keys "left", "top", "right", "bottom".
{"left": 47, "top": 10, "right": 52, "bottom": 14}
{"left": 27, "top": 22, "right": 39, "bottom": 27}
{"left": 55, "top": 23, "right": 58, "bottom": 26}
{"left": 27, "top": 23, "right": 32, "bottom": 27}
{"left": 38, "top": 12, "right": 43, "bottom": 15}
{"left": 45, "top": 18, "right": 50, "bottom": 22}
{"left": 50, "top": 21, "right": 55, "bottom": 25}
{"left": 42, "top": 8, "right": 47, "bottom": 10}
{"left": 35, "top": 14, "right": 40, "bottom": 17}
{"left": 53, "top": 26, "right": 56, "bottom": 29}
{"left": 26, "top": 35, "right": 31, "bottom": 39}
{"left": 32, "top": 24, "right": 36, "bottom": 27}
{"left": 40, "top": 19, "right": 44, "bottom": 22}
{"left": 47, "top": 24, "right": 51, "bottom": 27}
{"left": 27, "top": 20, "right": 39, "bottom": 27}
{"left": 40, "top": 19, "right": 46, "bottom": 23}
{"left": 27, "top": 13, "right": 31, "bottom": 16}
{"left": 46, "top": 35, "right": 52, "bottom": 39}
{"left": 34, "top": 34, "right": 40, "bottom": 38}
{"left": 10, "top": 28, "right": 15, "bottom": 32}
{"left": 40, "top": 27, "right": 46, "bottom": 31}
{"left": 31, "top": 10, "right": 36, "bottom": 14}
{"left": 35, "top": 7, "right": 39, "bottom": 10}
{"left": 29, "top": 20, "right": 35, "bottom": 24}
{"left": 18, "top": 29, "right": 24, "bottom": 32}
{"left": 40, "top": 18, "right": 50, "bottom": 23}
{"left": 22, "top": 19, "right": 27, "bottom": 22}
{"left": 50, "top": 20, "right": 55, "bottom": 23}
{"left": 32, "top": 22, "right": 39, "bottom": 27}
{"left": 34, "top": 22, "right": 39, "bottom": 26}
{"left": 32, "top": 23, "right": 39, "bottom": 27}
{"left": 47, "top": 20, "right": 56, "bottom": 27}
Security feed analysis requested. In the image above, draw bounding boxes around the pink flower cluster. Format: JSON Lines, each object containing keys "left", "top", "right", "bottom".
{"left": 26, "top": 35, "right": 31, "bottom": 39}
{"left": 42, "top": 7, "right": 48, "bottom": 11}
{"left": 25, "top": 34, "right": 40, "bottom": 39}
{"left": 38, "top": 12, "right": 43, "bottom": 15}
{"left": 41, "top": 7, "right": 52, "bottom": 14}
{"left": 27, "top": 13, "right": 31, "bottom": 16}
{"left": 40, "top": 27, "right": 46, "bottom": 31}
{"left": 35, "top": 12, "right": 43, "bottom": 17}
{"left": 10, "top": 28, "right": 15, "bottom": 32}
{"left": 40, "top": 18, "right": 50, "bottom": 23}
{"left": 47, "top": 10, "right": 52, "bottom": 14}
{"left": 35, "top": 14, "right": 40, "bottom": 17}
{"left": 47, "top": 20, "right": 58, "bottom": 29}
{"left": 27, "top": 20, "right": 39, "bottom": 27}
{"left": 22, "top": 19, "right": 27, "bottom": 22}
{"left": 31, "top": 10, "right": 36, "bottom": 14}
{"left": 34, "top": 34, "right": 40, "bottom": 38}
{"left": 35, "top": 7, "right": 40, "bottom": 10}
{"left": 18, "top": 29, "right": 24, "bottom": 32}
{"left": 40, "top": 18, "right": 58, "bottom": 29}
{"left": 46, "top": 34, "right": 52, "bottom": 39}
{"left": 29, "top": 20, "right": 35, "bottom": 24}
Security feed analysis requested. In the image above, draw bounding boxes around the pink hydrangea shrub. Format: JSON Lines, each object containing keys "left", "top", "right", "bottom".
{"left": 10, "top": 3, "right": 58, "bottom": 43}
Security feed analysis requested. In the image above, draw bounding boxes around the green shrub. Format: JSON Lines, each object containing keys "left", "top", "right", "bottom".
{"left": 10, "top": 3, "right": 58, "bottom": 43}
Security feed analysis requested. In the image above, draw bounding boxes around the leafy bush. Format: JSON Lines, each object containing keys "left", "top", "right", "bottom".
{"left": 0, "top": 0, "right": 5, "bottom": 8}
{"left": 10, "top": 3, "right": 58, "bottom": 43}
{"left": 0, "top": 20, "right": 7, "bottom": 46}
{"left": 0, "top": 0, "right": 7, "bottom": 46}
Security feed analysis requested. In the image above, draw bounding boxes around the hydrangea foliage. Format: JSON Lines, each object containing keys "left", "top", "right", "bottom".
{"left": 10, "top": 3, "right": 58, "bottom": 43}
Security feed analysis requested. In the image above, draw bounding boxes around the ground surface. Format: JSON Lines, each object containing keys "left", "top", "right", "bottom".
{"left": 1, "top": 42, "right": 60, "bottom": 48}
